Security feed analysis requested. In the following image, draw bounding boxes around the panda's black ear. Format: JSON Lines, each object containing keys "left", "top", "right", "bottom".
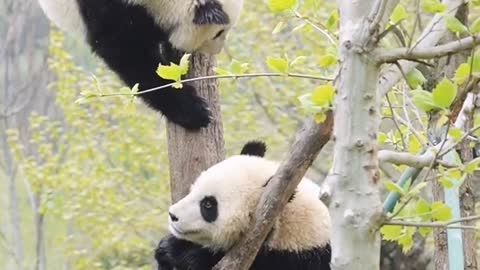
{"left": 193, "top": 1, "right": 230, "bottom": 25}
{"left": 240, "top": 141, "right": 267, "bottom": 157}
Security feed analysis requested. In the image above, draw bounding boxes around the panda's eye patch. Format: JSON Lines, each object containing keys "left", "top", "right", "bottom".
{"left": 200, "top": 196, "right": 218, "bottom": 223}
{"left": 213, "top": 29, "right": 225, "bottom": 40}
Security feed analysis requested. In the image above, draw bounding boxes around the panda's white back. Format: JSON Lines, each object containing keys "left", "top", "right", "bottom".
{"left": 37, "top": 0, "right": 85, "bottom": 37}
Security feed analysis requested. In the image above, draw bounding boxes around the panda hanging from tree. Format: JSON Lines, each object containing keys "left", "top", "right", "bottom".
{"left": 37, "top": 0, "right": 244, "bottom": 129}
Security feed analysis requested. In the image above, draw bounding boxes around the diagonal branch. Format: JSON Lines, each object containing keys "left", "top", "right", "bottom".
{"left": 376, "top": 34, "right": 480, "bottom": 63}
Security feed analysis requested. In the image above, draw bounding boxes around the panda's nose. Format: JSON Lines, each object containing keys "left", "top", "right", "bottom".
{"left": 169, "top": 212, "right": 179, "bottom": 222}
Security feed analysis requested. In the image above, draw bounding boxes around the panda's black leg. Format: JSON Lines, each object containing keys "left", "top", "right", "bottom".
{"left": 75, "top": 0, "right": 211, "bottom": 130}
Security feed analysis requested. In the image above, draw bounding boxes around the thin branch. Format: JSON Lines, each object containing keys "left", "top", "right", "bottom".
{"left": 368, "top": 0, "right": 388, "bottom": 33}
{"left": 384, "top": 214, "right": 480, "bottom": 228}
{"left": 294, "top": 11, "right": 337, "bottom": 46}
{"left": 378, "top": 149, "right": 456, "bottom": 168}
{"left": 385, "top": 95, "right": 407, "bottom": 150}
{"left": 376, "top": 34, "right": 480, "bottom": 63}
{"left": 90, "top": 72, "right": 334, "bottom": 98}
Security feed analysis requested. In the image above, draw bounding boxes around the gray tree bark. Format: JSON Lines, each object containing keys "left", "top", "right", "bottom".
{"left": 166, "top": 54, "right": 225, "bottom": 203}
{"left": 1, "top": 0, "right": 52, "bottom": 268}
{"left": 325, "top": 1, "right": 394, "bottom": 268}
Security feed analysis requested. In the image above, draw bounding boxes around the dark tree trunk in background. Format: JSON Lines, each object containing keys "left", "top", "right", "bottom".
{"left": 380, "top": 238, "right": 431, "bottom": 270}
{"left": 429, "top": 4, "right": 470, "bottom": 269}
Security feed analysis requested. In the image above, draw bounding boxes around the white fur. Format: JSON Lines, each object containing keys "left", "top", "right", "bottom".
{"left": 37, "top": 0, "right": 85, "bottom": 37}
{"left": 169, "top": 155, "right": 331, "bottom": 252}
{"left": 37, "top": 0, "right": 244, "bottom": 54}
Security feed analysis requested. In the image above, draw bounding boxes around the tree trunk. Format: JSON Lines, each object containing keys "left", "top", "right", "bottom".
{"left": 166, "top": 54, "right": 225, "bottom": 203}
{"left": 34, "top": 194, "right": 46, "bottom": 270}
{"left": 428, "top": 4, "right": 472, "bottom": 269}
{"left": 327, "top": 1, "right": 386, "bottom": 269}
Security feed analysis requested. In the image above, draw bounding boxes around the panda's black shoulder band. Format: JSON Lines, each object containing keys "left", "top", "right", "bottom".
{"left": 193, "top": 0, "right": 230, "bottom": 25}
{"left": 241, "top": 141, "right": 267, "bottom": 157}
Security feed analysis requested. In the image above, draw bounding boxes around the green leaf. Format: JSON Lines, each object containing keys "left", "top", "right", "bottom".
{"left": 415, "top": 198, "right": 431, "bottom": 217}
{"left": 418, "top": 227, "right": 432, "bottom": 237}
{"left": 325, "top": 10, "right": 339, "bottom": 31}
{"left": 398, "top": 232, "right": 414, "bottom": 252}
{"left": 378, "top": 132, "right": 388, "bottom": 144}
{"left": 384, "top": 181, "right": 405, "bottom": 195}
{"left": 406, "top": 68, "right": 427, "bottom": 88}
{"left": 421, "top": 0, "right": 446, "bottom": 13}
{"left": 311, "top": 84, "right": 335, "bottom": 106}
{"left": 447, "top": 168, "right": 462, "bottom": 180}
{"left": 390, "top": 5, "right": 407, "bottom": 24}
{"left": 314, "top": 113, "right": 327, "bottom": 123}
{"left": 454, "top": 63, "right": 471, "bottom": 84}
{"left": 266, "top": 56, "right": 289, "bottom": 73}
{"left": 319, "top": 54, "right": 337, "bottom": 67}
{"left": 269, "top": 0, "right": 297, "bottom": 12}
{"left": 439, "top": 177, "right": 454, "bottom": 188}
{"left": 470, "top": 17, "right": 480, "bottom": 33}
{"left": 380, "top": 225, "right": 403, "bottom": 241}
{"left": 411, "top": 90, "right": 439, "bottom": 112}
{"left": 157, "top": 64, "right": 181, "bottom": 80}
{"left": 408, "top": 134, "right": 422, "bottom": 153}
{"left": 431, "top": 202, "right": 453, "bottom": 221}
{"left": 448, "top": 127, "right": 463, "bottom": 142}
{"left": 444, "top": 15, "right": 469, "bottom": 34}
{"left": 465, "top": 158, "right": 480, "bottom": 173}
{"left": 214, "top": 67, "right": 232, "bottom": 75}
{"left": 432, "top": 78, "right": 458, "bottom": 108}
{"left": 229, "top": 59, "right": 249, "bottom": 74}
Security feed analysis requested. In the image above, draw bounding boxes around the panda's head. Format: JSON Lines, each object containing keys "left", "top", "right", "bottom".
{"left": 168, "top": 141, "right": 331, "bottom": 252}
{"left": 167, "top": 0, "right": 245, "bottom": 54}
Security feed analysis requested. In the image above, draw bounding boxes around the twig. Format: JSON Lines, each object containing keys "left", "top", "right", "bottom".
{"left": 294, "top": 11, "right": 337, "bottom": 46}
{"left": 89, "top": 72, "right": 334, "bottom": 98}
{"left": 384, "top": 214, "right": 480, "bottom": 228}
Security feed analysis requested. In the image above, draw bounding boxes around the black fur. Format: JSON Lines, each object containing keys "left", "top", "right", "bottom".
{"left": 75, "top": 0, "right": 211, "bottom": 130}
{"left": 154, "top": 235, "right": 331, "bottom": 270}
{"left": 241, "top": 141, "right": 267, "bottom": 157}
{"left": 193, "top": 1, "right": 230, "bottom": 25}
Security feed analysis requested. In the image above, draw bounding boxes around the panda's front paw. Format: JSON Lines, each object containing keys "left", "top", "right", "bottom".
{"left": 164, "top": 85, "right": 212, "bottom": 130}
{"left": 155, "top": 237, "right": 175, "bottom": 270}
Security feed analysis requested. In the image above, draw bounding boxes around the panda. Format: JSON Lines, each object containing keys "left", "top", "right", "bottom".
{"left": 37, "top": 0, "right": 244, "bottom": 130}
{"left": 154, "top": 141, "right": 332, "bottom": 270}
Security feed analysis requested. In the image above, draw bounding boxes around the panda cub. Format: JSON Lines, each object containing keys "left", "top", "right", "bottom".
{"left": 37, "top": 0, "right": 244, "bottom": 130}
{"left": 155, "top": 141, "right": 332, "bottom": 270}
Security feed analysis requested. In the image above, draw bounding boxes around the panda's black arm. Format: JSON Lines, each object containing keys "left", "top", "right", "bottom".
{"left": 155, "top": 235, "right": 224, "bottom": 270}
{"left": 75, "top": 0, "right": 211, "bottom": 130}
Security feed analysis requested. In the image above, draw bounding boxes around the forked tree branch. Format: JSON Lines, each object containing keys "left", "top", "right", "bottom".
{"left": 213, "top": 114, "right": 334, "bottom": 270}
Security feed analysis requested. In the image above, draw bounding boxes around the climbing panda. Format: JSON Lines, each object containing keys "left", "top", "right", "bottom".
{"left": 37, "top": 0, "right": 244, "bottom": 129}
{"left": 155, "top": 141, "right": 332, "bottom": 270}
